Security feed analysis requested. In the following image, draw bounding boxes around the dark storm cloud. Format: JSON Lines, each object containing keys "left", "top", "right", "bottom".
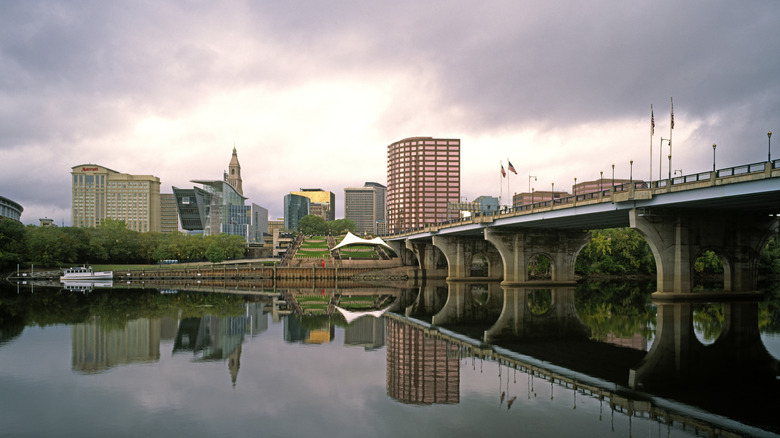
{"left": 1, "top": 0, "right": 778, "bottom": 223}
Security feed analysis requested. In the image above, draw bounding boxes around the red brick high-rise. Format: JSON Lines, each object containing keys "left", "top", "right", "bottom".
{"left": 387, "top": 137, "right": 460, "bottom": 233}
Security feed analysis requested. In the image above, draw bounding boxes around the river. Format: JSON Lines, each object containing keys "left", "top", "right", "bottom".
{"left": 0, "top": 279, "right": 778, "bottom": 437}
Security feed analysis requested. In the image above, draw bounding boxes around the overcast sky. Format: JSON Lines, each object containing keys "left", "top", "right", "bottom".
{"left": 2, "top": 1, "right": 778, "bottom": 225}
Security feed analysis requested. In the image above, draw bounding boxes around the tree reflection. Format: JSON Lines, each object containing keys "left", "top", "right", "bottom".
{"left": 574, "top": 281, "right": 655, "bottom": 342}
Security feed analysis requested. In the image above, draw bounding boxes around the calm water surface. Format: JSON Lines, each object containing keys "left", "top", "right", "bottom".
{"left": 0, "top": 280, "right": 778, "bottom": 437}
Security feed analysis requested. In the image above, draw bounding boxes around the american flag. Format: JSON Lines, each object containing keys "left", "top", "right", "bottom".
{"left": 651, "top": 104, "right": 654, "bottom": 136}
{"left": 500, "top": 164, "right": 506, "bottom": 178}
{"left": 507, "top": 159, "right": 517, "bottom": 174}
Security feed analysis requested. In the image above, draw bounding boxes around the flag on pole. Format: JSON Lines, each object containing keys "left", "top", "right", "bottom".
{"left": 500, "top": 163, "right": 506, "bottom": 178}
{"left": 651, "top": 104, "right": 655, "bottom": 136}
{"left": 670, "top": 97, "right": 674, "bottom": 130}
{"left": 507, "top": 159, "right": 517, "bottom": 174}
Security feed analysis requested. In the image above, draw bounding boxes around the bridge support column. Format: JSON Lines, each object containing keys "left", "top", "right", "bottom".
{"left": 629, "top": 209, "right": 777, "bottom": 294}
{"left": 432, "top": 235, "right": 503, "bottom": 281}
{"left": 406, "top": 240, "right": 447, "bottom": 279}
{"left": 484, "top": 228, "right": 589, "bottom": 285}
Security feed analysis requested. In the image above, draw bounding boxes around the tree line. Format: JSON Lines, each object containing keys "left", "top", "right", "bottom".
{"left": 0, "top": 218, "right": 246, "bottom": 269}
{"left": 4, "top": 216, "right": 780, "bottom": 276}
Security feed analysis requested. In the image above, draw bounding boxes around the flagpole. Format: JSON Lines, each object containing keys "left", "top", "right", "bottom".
{"left": 669, "top": 96, "right": 674, "bottom": 180}
{"left": 650, "top": 104, "right": 654, "bottom": 183}
{"left": 506, "top": 160, "right": 511, "bottom": 208}
{"left": 499, "top": 160, "right": 503, "bottom": 205}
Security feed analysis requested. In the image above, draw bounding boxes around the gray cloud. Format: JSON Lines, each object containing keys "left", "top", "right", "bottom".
{"left": 1, "top": 1, "right": 778, "bottom": 223}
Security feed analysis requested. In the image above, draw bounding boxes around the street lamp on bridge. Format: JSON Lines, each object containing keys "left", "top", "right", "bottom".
{"left": 528, "top": 175, "right": 537, "bottom": 193}
{"left": 713, "top": 144, "right": 716, "bottom": 173}
{"left": 611, "top": 164, "right": 615, "bottom": 191}
{"left": 769, "top": 131, "right": 773, "bottom": 163}
{"left": 630, "top": 160, "right": 633, "bottom": 184}
{"left": 599, "top": 171, "right": 603, "bottom": 192}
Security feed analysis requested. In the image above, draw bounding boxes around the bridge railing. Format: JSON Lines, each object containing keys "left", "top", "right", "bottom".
{"left": 717, "top": 161, "right": 766, "bottom": 177}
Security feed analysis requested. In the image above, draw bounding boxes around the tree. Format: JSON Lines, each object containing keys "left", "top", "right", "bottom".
{"left": 298, "top": 215, "right": 328, "bottom": 235}
{"left": 205, "top": 243, "right": 225, "bottom": 263}
{"left": 26, "top": 226, "right": 79, "bottom": 266}
{"left": 328, "top": 218, "right": 356, "bottom": 235}
{"left": 0, "top": 219, "right": 27, "bottom": 271}
{"left": 575, "top": 228, "right": 655, "bottom": 276}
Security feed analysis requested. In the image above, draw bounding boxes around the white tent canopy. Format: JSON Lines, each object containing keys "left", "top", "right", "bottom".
{"left": 332, "top": 232, "right": 393, "bottom": 251}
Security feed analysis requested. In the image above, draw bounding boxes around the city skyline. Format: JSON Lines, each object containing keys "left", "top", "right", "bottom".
{"left": 2, "top": 2, "right": 778, "bottom": 225}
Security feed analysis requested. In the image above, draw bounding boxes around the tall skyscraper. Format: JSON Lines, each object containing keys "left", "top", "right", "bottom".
{"left": 344, "top": 182, "right": 386, "bottom": 235}
{"left": 71, "top": 164, "right": 161, "bottom": 232}
{"left": 289, "top": 188, "right": 335, "bottom": 221}
{"left": 386, "top": 137, "right": 460, "bottom": 233}
{"left": 226, "top": 147, "right": 243, "bottom": 196}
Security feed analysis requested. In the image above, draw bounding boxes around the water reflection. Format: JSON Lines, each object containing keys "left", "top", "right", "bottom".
{"left": 1, "top": 279, "right": 779, "bottom": 437}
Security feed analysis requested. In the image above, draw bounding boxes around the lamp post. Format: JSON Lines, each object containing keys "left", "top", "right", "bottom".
{"left": 668, "top": 154, "right": 672, "bottom": 180}
{"left": 599, "top": 171, "right": 603, "bottom": 192}
{"left": 551, "top": 182, "right": 554, "bottom": 205}
{"left": 528, "top": 175, "right": 537, "bottom": 193}
{"left": 574, "top": 177, "right": 577, "bottom": 197}
{"left": 630, "top": 160, "right": 633, "bottom": 184}
{"left": 712, "top": 143, "right": 716, "bottom": 173}
{"left": 531, "top": 188, "right": 535, "bottom": 205}
{"left": 611, "top": 164, "right": 615, "bottom": 190}
{"left": 769, "top": 132, "right": 773, "bottom": 163}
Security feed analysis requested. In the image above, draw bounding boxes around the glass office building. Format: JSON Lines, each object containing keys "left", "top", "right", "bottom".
{"left": 284, "top": 194, "right": 310, "bottom": 232}
{"left": 173, "top": 180, "right": 267, "bottom": 242}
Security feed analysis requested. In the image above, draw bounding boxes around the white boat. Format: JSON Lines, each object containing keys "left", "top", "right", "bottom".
{"left": 60, "top": 265, "right": 113, "bottom": 280}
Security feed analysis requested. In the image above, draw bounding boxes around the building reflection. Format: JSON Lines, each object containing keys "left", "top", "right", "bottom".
{"left": 73, "top": 302, "right": 268, "bottom": 387}
{"left": 72, "top": 317, "right": 161, "bottom": 374}
{"left": 344, "top": 317, "right": 386, "bottom": 350}
{"left": 386, "top": 318, "right": 459, "bottom": 405}
{"left": 284, "top": 315, "right": 334, "bottom": 344}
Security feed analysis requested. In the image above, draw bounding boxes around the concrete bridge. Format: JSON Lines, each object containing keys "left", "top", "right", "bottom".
{"left": 385, "top": 161, "right": 780, "bottom": 296}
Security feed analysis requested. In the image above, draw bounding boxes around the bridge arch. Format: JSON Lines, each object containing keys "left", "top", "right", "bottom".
{"left": 485, "top": 228, "right": 590, "bottom": 285}
{"left": 469, "top": 253, "right": 490, "bottom": 277}
{"left": 431, "top": 235, "right": 503, "bottom": 281}
{"left": 630, "top": 209, "right": 777, "bottom": 293}
{"left": 692, "top": 248, "right": 730, "bottom": 292}
{"left": 527, "top": 253, "right": 554, "bottom": 281}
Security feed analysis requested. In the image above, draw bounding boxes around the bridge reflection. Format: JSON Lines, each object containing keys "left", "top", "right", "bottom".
{"left": 388, "top": 281, "right": 780, "bottom": 435}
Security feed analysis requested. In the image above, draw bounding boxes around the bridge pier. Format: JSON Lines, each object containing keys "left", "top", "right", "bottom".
{"left": 406, "top": 240, "right": 448, "bottom": 279}
{"left": 484, "top": 228, "right": 589, "bottom": 286}
{"left": 629, "top": 209, "right": 777, "bottom": 294}
{"left": 431, "top": 235, "right": 503, "bottom": 282}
